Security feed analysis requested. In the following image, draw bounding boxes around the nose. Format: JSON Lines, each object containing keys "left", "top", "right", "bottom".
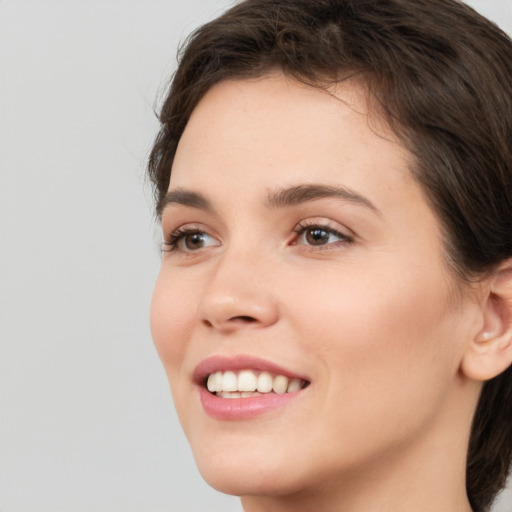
{"left": 197, "top": 248, "right": 279, "bottom": 333}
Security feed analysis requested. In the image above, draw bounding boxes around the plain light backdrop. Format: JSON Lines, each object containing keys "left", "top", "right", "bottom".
{"left": 1, "top": 1, "right": 511, "bottom": 511}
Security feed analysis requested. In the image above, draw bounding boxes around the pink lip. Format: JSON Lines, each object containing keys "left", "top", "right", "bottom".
{"left": 199, "top": 388, "right": 304, "bottom": 420}
{"left": 193, "top": 355, "right": 310, "bottom": 420}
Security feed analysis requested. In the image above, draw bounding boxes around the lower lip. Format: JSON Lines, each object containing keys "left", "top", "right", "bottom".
{"left": 199, "top": 387, "right": 303, "bottom": 420}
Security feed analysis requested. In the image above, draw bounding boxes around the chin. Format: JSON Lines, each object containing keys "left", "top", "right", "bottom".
{"left": 191, "top": 439, "right": 309, "bottom": 497}
{"left": 197, "top": 460, "right": 301, "bottom": 497}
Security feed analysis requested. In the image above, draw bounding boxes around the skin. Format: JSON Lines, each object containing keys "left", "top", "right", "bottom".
{"left": 150, "top": 74, "right": 485, "bottom": 512}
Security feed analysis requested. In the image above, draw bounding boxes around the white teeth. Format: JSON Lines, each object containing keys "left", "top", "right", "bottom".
{"left": 207, "top": 371, "right": 224, "bottom": 392}
{"left": 207, "top": 374, "right": 216, "bottom": 392}
{"left": 241, "top": 391, "right": 260, "bottom": 398}
{"left": 219, "top": 391, "right": 241, "bottom": 399}
{"left": 214, "top": 371, "right": 223, "bottom": 390}
{"left": 222, "top": 371, "right": 238, "bottom": 392}
{"left": 273, "top": 375, "right": 288, "bottom": 394}
{"left": 287, "top": 378, "right": 302, "bottom": 393}
{"left": 257, "top": 371, "right": 273, "bottom": 393}
{"left": 238, "top": 370, "right": 257, "bottom": 392}
{"left": 206, "top": 369, "right": 307, "bottom": 396}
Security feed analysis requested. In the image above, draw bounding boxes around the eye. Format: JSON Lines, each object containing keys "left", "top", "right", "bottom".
{"left": 292, "top": 222, "right": 353, "bottom": 247}
{"left": 164, "top": 227, "right": 220, "bottom": 253}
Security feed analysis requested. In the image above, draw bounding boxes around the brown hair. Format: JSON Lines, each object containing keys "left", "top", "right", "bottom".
{"left": 148, "top": 1, "right": 512, "bottom": 510}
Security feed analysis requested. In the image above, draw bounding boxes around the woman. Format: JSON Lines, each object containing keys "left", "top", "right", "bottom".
{"left": 148, "top": 1, "right": 512, "bottom": 511}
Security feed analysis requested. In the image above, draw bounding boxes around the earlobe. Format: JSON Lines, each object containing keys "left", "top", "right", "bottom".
{"left": 461, "top": 262, "right": 512, "bottom": 382}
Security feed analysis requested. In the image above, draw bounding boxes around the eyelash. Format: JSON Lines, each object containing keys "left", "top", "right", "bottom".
{"left": 292, "top": 221, "right": 354, "bottom": 248}
{"left": 162, "top": 227, "right": 207, "bottom": 253}
{"left": 162, "top": 222, "right": 354, "bottom": 254}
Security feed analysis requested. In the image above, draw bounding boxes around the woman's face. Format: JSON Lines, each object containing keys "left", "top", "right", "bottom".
{"left": 151, "top": 74, "right": 480, "bottom": 498}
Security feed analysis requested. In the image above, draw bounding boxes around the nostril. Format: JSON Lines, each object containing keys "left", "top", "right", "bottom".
{"left": 201, "top": 315, "right": 260, "bottom": 329}
{"left": 232, "top": 315, "right": 257, "bottom": 323}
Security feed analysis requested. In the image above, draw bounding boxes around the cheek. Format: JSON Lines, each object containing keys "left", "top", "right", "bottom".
{"left": 150, "top": 270, "right": 195, "bottom": 371}
{"left": 279, "top": 266, "right": 465, "bottom": 472}
{"left": 287, "top": 259, "right": 462, "bottom": 417}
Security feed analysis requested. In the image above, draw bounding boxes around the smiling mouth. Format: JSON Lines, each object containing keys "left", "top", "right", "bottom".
{"left": 205, "top": 369, "right": 310, "bottom": 398}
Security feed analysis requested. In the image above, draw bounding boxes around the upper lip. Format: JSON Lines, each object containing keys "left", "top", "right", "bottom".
{"left": 193, "top": 355, "right": 310, "bottom": 385}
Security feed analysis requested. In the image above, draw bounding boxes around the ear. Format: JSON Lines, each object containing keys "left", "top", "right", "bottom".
{"left": 461, "top": 261, "right": 512, "bottom": 382}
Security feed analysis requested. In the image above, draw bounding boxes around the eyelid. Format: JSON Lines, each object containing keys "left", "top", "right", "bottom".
{"left": 162, "top": 221, "right": 211, "bottom": 240}
{"left": 162, "top": 223, "right": 221, "bottom": 254}
{"left": 291, "top": 219, "right": 355, "bottom": 247}
{"left": 293, "top": 218, "right": 354, "bottom": 237}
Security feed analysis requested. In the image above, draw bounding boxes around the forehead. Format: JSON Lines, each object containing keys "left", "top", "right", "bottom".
{"left": 179, "top": 74, "right": 398, "bottom": 155}
{"left": 170, "top": 74, "right": 414, "bottom": 210}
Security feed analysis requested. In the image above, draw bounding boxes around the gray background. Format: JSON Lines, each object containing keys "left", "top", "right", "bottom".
{"left": 1, "top": 1, "right": 511, "bottom": 511}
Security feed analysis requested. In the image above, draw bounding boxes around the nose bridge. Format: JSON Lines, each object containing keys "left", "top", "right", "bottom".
{"left": 197, "top": 241, "right": 278, "bottom": 331}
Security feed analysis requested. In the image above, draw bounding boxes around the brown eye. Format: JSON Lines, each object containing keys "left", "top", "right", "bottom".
{"left": 293, "top": 223, "right": 353, "bottom": 248}
{"left": 305, "top": 228, "right": 331, "bottom": 245}
{"left": 165, "top": 229, "right": 220, "bottom": 253}
{"left": 184, "top": 232, "right": 207, "bottom": 250}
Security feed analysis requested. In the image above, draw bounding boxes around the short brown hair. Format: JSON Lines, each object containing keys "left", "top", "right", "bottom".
{"left": 148, "top": 1, "right": 512, "bottom": 510}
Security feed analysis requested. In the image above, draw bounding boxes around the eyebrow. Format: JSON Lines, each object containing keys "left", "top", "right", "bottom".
{"left": 265, "top": 184, "right": 380, "bottom": 214}
{"left": 159, "top": 184, "right": 380, "bottom": 217}
{"left": 158, "top": 189, "right": 213, "bottom": 217}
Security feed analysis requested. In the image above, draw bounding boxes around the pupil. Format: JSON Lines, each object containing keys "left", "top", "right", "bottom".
{"left": 185, "top": 233, "right": 204, "bottom": 250}
{"left": 306, "top": 228, "right": 329, "bottom": 245}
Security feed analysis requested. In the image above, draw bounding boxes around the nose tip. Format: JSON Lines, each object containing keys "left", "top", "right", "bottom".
{"left": 200, "top": 301, "right": 278, "bottom": 332}
{"left": 198, "top": 278, "right": 279, "bottom": 333}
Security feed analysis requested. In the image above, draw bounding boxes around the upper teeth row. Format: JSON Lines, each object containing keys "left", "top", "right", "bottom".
{"left": 207, "top": 370, "right": 303, "bottom": 394}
